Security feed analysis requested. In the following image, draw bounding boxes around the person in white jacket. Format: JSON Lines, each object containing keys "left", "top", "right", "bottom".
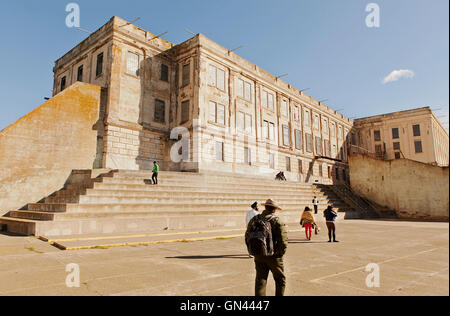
{"left": 246, "top": 202, "right": 259, "bottom": 227}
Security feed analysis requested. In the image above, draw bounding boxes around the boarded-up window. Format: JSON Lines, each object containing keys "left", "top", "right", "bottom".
{"left": 314, "top": 115, "right": 320, "bottom": 130}
{"left": 154, "top": 99, "right": 165, "bottom": 124}
{"left": 262, "top": 90, "right": 268, "bottom": 108}
{"left": 338, "top": 126, "right": 343, "bottom": 139}
{"left": 324, "top": 140, "right": 331, "bottom": 157}
{"left": 281, "top": 100, "right": 288, "bottom": 117}
{"left": 286, "top": 156, "right": 291, "bottom": 172}
{"left": 161, "top": 64, "right": 169, "bottom": 82}
{"left": 96, "top": 53, "right": 103, "bottom": 77}
{"left": 217, "top": 69, "right": 225, "bottom": 90}
{"left": 269, "top": 153, "right": 275, "bottom": 169}
{"left": 244, "top": 148, "right": 251, "bottom": 165}
{"left": 236, "top": 79, "right": 244, "bottom": 98}
{"left": 294, "top": 106, "right": 300, "bottom": 121}
{"left": 295, "top": 129, "right": 303, "bottom": 150}
{"left": 315, "top": 137, "right": 323, "bottom": 155}
{"left": 268, "top": 93, "right": 274, "bottom": 111}
{"left": 269, "top": 122, "right": 275, "bottom": 140}
{"left": 181, "top": 101, "right": 190, "bottom": 124}
{"left": 263, "top": 121, "right": 269, "bottom": 139}
{"left": 283, "top": 125, "right": 290, "bottom": 146}
{"left": 209, "top": 101, "right": 217, "bottom": 123}
{"left": 306, "top": 134, "right": 313, "bottom": 153}
{"left": 182, "top": 63, "right": 190, "bottom": 86}
{"left": 127, "top": 52, "right": 139, "bottom": 76}
{"left": 323, "top": 119, "right": 329, "bottom": 134}
{"left": 208, "top": 65, "right": 217, "bottom": 87}
{"left": 413, "top": 124, "right": 421, "bottom": 137}
{"left": 216, "top": 142, "right": 224, "bottom": 161}
{"left": 304, "top": 110, "right": 311, "bottom": 126}
{"left": 414, "top": 141, "right": 423, "bottom": 153}
{"left": 331, "top": 124, "right": 336, "bottom": 137}
{"left": 244, "top": 82, "right": 251, "bottom": 101}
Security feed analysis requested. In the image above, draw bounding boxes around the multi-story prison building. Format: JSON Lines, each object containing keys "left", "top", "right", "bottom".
{"left": 53, "top": 16, "right": 354, "bottom": 183}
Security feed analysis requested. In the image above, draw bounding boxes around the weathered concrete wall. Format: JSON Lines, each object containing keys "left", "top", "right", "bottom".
{"left": 349, "top": 154, "right": 449, "bottom": 220}
{"left": 0, "top": 82, "right": 101, "bottom": 212}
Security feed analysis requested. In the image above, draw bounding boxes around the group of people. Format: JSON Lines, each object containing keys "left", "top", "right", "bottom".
{"left": 245, "top": 198, "right": 339, "bottom": 296}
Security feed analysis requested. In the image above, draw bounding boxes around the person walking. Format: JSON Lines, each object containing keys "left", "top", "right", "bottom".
{"left": 246, "top": 202, "right": 260, "bottom": 259}
{"left": 152, "top": 161, "right": 159, "bottom": 185}
{"left": 300, "top": 206, "right": 316, "bottom": 241}
{"left": 312, "top": 196, "right": 319, "bottom": 214}
{"left": 323, "top": 205, "right": 339, "bottom": 243}
{"left": 246, "top": 199, "right": 288, "bottom": 296}
{"left": 246, "top": 202, "right": 259, "bottom": 227}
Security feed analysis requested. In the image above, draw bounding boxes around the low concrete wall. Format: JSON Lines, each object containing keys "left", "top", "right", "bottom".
{"left": 349, "top": 154, "right": 449, "bottom": 220}
{"left": 0, "top": 82, "right": 101, "bottom": 212}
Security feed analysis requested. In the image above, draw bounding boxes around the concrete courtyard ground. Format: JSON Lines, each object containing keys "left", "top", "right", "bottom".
{"left": 0, "top": 219, "right": 448, "bottom": 296}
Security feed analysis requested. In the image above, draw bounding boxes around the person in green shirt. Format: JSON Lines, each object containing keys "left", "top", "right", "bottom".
{"left": 152, "top": 161, "right": 159, "bottom": 185}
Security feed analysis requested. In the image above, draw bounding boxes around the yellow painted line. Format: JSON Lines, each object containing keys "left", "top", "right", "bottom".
{"left": 41, "top": 228, "right": 246, "bottom": 243}
{"left": 54, "top": 229, "right": 303, "bottom": 251}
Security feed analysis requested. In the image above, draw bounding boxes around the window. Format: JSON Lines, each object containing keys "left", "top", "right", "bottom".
{"left": 395, "top": 152, "right": 401, "bottom": 159}
{"left": 96, "top": 53, "right": 103, "bottom": 77}
{"left": 269, "top": 122, "right": 275, "bottom": 140}
{"left": 268, "top": 93, "right": 274, "bottom": 110}
{"left": 294, "top": 106, "right": 300, "bottom": 121}
{"left": 324, "top": 140, "right": 331, "bottom": 157}
{"left": 414, "top": 141, "right": 423, "bottom": 153}
{"left": 335, "top": 168, "right": 340, "bottom": 180}
{"left": 295, "top": 129, "right": 303, "bottom": 150}
{"left": 304, "top": 110, "right": 311, "bottom": 126}
{"left": 332, "top": 145, "right": 337, "bottom": 158}
{"left": 236, "top": 79, "right": 244, "bottom": 98}
{"left": 374, "top": 130, "right": 381, "bottom": 141}
{"left": 286, "top": 157, "right": 291, "bottom": 172}
{"left": 314, "top": 115, "right": 320, "bottom": 130}
{"left": 269, "top": 153, "right": 275, "bottom": 169}
{"left": 238, "top": 112, "right": 252, "bottom": 133}
{"left": 263, "top": 121, "right": 269, "bottom": 139}
{"left": 392, "top": 128, "right": 399, "bottom": 139}
{"left": 315, "top": 137, "right": 323, "bottom": 155}
{"left": 181, "top": 101, "right": 190, "bottom": 124}
{"left": 244, "top": 148, "right": 251, "bottom": 165}
{"left": 154, "top": 99, "right": 165, "bottom": 124}
{"left": 262, "top": 90, "right": 268, "bottom": 108}
{"left": 77, "top": 65, "right": 83, "bottom": 82}
{"left": 328, "top": 166, "right": 332, "bottom": 178}
{"left": 127, "top": 52, "right": 139, "bottom": 76}
{"left": 281, "top": 100, "right": 288, "bottom": 117}
{"left": 209, "top": 101, "right": 225, "bottom": 125}
{"left": 208, "top": 65, "right": 225, "bottom": 90}
{"left": 351, "top": 133, "right": 356, "bottom": 145}
{"left": 319, "top": 164, "right": 323, "bottom": 177}
{"left": 182, "top": 63, "right": 190, "bottom": 86}
{"left": 282, "top": 125, "right": 290, "bottom": 146}
{"left": 413, "top": 124, "right": 421, "bottom": 137}
{"left": 306, "top": 134, "right": 313, "bottom": 153}
{"left": 393, "top": 142, "right": 400, "bottom": 150}
{"left": 331, "top": 123, "right": 336, "bottom": 137}
{"left": 244, "top": 82, "right": 251, "bottom": 101}
{"left": 338, "top": 126, "right": 343, "bottom": 139}
{"left": 160, "top": 64, "right": 169, "bottom": 82}
{"left": 60, "top": 76, "right": 66, "bottom": 91}
{"left": 216, "top": 142, "right": 224, "bottom": 161}
{"left": 375, "top": 144, "right": 383, "bottom": 158}
{"left": 323, "top": 119, "right": 329, "bottom": 134}
{"left": 298, "top": 160, "right": 303, "bottom": 174}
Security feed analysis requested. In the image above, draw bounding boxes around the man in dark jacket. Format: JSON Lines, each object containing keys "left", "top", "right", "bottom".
{"left": 324, "top": 205, "right": 339, "bottom": 243}
{"left": 246, "top": 199, "right": 288, "bottom": 296}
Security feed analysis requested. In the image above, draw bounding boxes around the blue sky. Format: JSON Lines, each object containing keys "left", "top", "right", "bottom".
{"left": 0, "top": 0, "right": 448, "bottom": 131}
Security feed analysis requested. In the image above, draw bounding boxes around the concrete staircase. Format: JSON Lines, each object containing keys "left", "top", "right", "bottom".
{"left": 0, "top": 170, "right": 356, "bottom": 237}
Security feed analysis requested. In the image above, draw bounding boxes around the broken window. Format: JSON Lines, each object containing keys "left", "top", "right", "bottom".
{"left": 154, "top": 99, "right": 165, "bottom": 124}
{"left": 392, "top": 128, "right": 399, "bottom": 139}
{"left": 181, "top": 100, "right": 190, "bottom": 124}
{"left": 295, "top": 129, "right": 303, "bottom": 150}
{"left": 413, "top": 124, "right": 421, "bottom": 137}
{"left": 182, "top": 63, "right": 190, "bottom": 86}
{"left": 96, "top": 52, "right": 103, "bottom": 77}
{"left": 127, "top": 52, "right": 139, "bottom": 76}
{"left": 60, "top": 76, "right": 66, "bottom": 92}
{"left": 161, "top": 64, "right": 169, "bottom": 82}
{"left": 374, "top": 130, "right": 381, "bottom": 141}
{"left": 77, "top": 65, "right": 83, "bottom": 82}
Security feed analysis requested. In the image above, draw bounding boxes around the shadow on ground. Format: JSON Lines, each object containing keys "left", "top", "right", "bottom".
{"left": 166, "top": 254, "right": 251, "bottom": 260}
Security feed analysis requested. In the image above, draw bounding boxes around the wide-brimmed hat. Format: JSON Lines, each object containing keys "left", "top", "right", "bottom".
{"left": 262, "top": 199, "right": 282, "bottom": 210}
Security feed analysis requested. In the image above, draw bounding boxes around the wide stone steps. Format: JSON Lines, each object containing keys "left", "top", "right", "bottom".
{"left": 0, "top": 169, "right": 356, "bottom": 237}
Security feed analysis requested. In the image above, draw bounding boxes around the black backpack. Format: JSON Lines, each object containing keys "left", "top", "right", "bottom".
{"left": 246, "top": 215, "right": 276, "bottom": 257}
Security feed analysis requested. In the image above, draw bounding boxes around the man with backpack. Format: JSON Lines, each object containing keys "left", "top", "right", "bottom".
{"left": 245, "top": 199, "right": 288, "bottom": 296}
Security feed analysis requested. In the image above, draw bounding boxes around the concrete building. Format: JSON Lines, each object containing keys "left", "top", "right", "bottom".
{"left": 52, "top": 16, "right": 353, "bottom": 184}
{"left": 350, "top": 107, "right": 449, "bottom": 167}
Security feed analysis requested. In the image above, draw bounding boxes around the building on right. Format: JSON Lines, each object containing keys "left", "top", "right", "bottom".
{"left": 350, "top": 106, "right": 449, "bottom": 167}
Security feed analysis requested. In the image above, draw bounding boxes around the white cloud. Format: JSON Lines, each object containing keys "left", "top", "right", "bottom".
{"left": 382, "top": 69, "right": 415, "bottom": 84}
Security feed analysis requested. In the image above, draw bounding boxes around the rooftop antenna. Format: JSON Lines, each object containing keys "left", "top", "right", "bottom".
{"left": 184, "top": 28, "right": 196, "bottom": 36}
{"left": 300, "top": 88, "right": 310, "bottom": 92}
{"left": 335, "top": 108, "right": 344, "bottom": 112}
{"left": 120, "top": 17, "right": 141, "bottom": 27}
{"left": 228, "top": 45, "right": 243, "bottom": 54}
{"left": 276, "top": 74, "right": 288, "bottom": 80}
{"left": 149, "top": 32, "right": 168, "bottom": 41}
{"left": 75, "top": 27, "right": 92, "bottom": 34}
{"left": 318, "top": 99, "right": 329, "bottom": 103}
